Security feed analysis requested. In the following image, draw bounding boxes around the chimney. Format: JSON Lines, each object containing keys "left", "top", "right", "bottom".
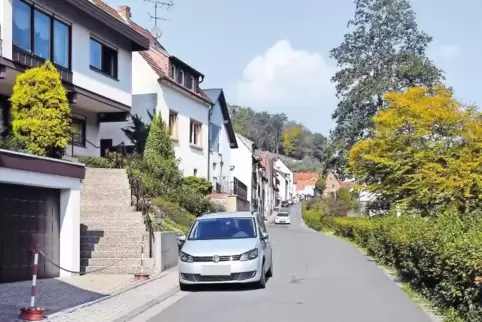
{"left": 118, "top": 6, "right": 131, "bottom": 21}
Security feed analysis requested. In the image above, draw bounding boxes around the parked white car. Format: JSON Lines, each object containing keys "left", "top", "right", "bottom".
{"left": 274, "top": 212, "right": 291, "bottom": 225}
{"left": 177, "top": 211, "right": 273, "bottom": 290}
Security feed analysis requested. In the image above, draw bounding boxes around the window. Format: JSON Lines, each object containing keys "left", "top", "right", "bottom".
{"left": 209, "top": 123, "right": 221, "bottom": 152}
{"left": 190, "top": 120, "right": 202, "bottom": 146}
{"left": 177, "top": 69, "right": 184, "bottom": 85}
{"left": 53, "top": 20, "right": 70, "bottom": 68}
{"left": 168, "top": 111, "right": 178, "bottom": 138}
{"left": 169, "top": 64, "right": 175, "bottom": 78}
{"left": 185, "top": 75, "right": 193, "bottom": 90}
{"left": 13, "top": 0, "right": 31, "bottom": 52}
{"left": 71, "top": 117, "right": 86, "bottom": 146}
{"left": 193, "top": 168, "right": 197, "bottom": 177}
{"left": 90, "top": 38, "right": 118, "bottom": 78}
{"left": 12, "top": 0, "right": 71, "bottom": 69}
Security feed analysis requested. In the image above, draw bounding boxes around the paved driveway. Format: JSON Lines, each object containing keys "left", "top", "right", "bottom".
{"left": 147, "top": 205, "right": 433, "bottom": 322}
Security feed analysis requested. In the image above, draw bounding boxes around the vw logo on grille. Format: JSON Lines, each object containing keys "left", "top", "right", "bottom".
{"left": 212, "top": 255, "right": 220, "bottom": 263}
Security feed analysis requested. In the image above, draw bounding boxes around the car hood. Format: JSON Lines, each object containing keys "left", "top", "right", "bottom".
{"left": 182, "top": 238, "right": 259, "bottom": 256}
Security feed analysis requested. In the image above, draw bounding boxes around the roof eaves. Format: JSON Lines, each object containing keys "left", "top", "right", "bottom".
{"left": 75, "top": 0, "right": 149, "bottom": 51}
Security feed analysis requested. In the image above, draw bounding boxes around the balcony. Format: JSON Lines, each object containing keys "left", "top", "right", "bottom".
{"left": 213, "top": 177, "right": 248, "bottom": 200}
{"left": 12, "top": 47, "right": 73, "bottom": 83}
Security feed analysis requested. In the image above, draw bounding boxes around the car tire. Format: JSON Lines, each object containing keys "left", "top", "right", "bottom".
{"left": 266, "top": 261, "right": 273, "bottom": 278}
{"left": 257, "top": 261, "right": 267, "bottom": 289}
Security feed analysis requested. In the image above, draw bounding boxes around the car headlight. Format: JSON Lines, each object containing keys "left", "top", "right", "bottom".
{"left": 239, "top": 248, "right": 258, "bottom": 261}
{"left": 180, "top": 252, "right": 193, "bottom": 263}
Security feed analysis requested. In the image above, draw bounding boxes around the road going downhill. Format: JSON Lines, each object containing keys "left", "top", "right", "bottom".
{"left": 146, "top": 204, "right": 432, "bottom": 322}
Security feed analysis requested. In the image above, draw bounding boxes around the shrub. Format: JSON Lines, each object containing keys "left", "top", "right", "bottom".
{"left": 183, "top": 176, "right": 213, "bottom": 196}
{"left": 10, "top": 61, "right": 70, "bottom": 158}
{"left": 329, "top": 212, "right": 482, "bottom": 321}
{"left": 152, "top": 197, "right": 195, "bottom": 232}
{"left": 77, "top": 151, "right": 124, "bottom": 168}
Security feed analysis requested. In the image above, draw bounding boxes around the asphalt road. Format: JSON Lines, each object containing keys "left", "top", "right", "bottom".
{"left": 147, "top": 204, "right": 433, "bottom": 322}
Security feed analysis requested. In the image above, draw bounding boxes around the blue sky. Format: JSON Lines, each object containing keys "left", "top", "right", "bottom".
{"left": 105, "top": 0, "right": 481, "bottom": 136}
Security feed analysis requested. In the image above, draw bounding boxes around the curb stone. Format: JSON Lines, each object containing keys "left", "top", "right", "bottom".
{"left": 44, "top": 267, "right": 177, "bottom": 321}
{"left": 113, "top": 285, "right": 180, "bottom": 322}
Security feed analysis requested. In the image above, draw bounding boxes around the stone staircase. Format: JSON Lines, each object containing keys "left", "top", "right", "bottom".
{"left": 80, "top": 168, "right": 154, "bottom": 274}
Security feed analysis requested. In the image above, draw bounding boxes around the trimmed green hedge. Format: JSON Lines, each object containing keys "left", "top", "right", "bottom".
{"left": 302, "top": 205, "right": 482, "bottom": 322}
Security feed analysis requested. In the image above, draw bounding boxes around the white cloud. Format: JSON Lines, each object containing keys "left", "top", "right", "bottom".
{"left": 236, "top": 40, "right": 335, "bottom": 115}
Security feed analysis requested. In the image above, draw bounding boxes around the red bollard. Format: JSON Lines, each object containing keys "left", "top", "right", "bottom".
{"left": 19, "top": 246, "right": 45, "bottom": 321}
{"left": 134, "top": 244, "right": 150, "bottom": 281}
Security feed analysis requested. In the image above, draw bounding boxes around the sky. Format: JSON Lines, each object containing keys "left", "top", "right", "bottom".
{"left": 105, "top": 0, "right": 482, "bottom": 136}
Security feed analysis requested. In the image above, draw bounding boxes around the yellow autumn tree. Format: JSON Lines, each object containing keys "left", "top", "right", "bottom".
{"left": 348, "top": 85, "right": 482, "bottom": 216}
{"left": 282, "top": 124, "right": 304, "bottom": 155}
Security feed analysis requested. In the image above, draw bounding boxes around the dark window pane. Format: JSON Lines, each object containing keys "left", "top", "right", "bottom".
{"left": 101, "top": 45, "right": 117, "bottom": 78}
{"left": 13, "top": 0, "right": 32, "bottom": 52}
{"left": 53, "top": 20, "right": 70, "bottom": 68}
{"left": 185, "top": 75, "right": 193, "bottom": 89}
{"left": 71, "top": 118, "right": 85, "bottom": 145}
{"left": 90, "top": 39, "right": 102, "bottom": 70}
{"left": 34, "top": 10, "right": 51, "bottom": 59}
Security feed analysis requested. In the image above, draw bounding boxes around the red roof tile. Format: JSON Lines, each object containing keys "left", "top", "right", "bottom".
{"left": 91, "top": 0, "right": 211, "bottom": 104}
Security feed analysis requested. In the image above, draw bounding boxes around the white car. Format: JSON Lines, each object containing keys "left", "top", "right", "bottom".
{"left": 274, "top": 212, "right": 291, "bottom": 225}
{"left": 177, "top": 211, "right": 273, "bottom": 290}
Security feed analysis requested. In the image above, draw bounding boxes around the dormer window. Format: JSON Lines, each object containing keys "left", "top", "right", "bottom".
{"left": 169, "top": 64, "right": 175, "bottom": 78}
{"left": 185, "top": 75, "right": 193, "bottom": 90}
{"left": 176, "top": 69, "right": 184, "bottom": 85}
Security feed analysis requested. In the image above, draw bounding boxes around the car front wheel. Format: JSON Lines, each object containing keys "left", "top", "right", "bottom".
{"left": 257, "top": 261, "right": 267, "bottom": 289}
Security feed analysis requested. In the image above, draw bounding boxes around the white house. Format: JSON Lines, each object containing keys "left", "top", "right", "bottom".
{"left": 99, "top": 6, "right": 212, "bottom": 178}
{"left": 231, "top": 133, "right": 255, "bottom": 203}
{"left": 0, "top": 0, "right": 150, "bottom": 157}
{"left": 203, "top": 89, "right": 238, "bottom": 187}
{"left": 274, "top": 159, "right": 293, "bottom": 201}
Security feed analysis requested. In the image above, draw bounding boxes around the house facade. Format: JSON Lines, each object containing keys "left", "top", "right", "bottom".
{"left": 99, "top": 6, "right": 212, "bottom": 178}
{"left": 0, "top": 0, "right": 149, "bottom": 156}
{"left": 274, "top": 159, "right": 293, "bottom": 201}
{"left": 231, "top": 133, "right": 255, "bottom": 204}
{"left": 295, "top": 172, "right": 319, "bottom": 198}
{"left": 203, "top": 89, "right": 238, "bottom": 187}
{"left": 325, "top": 171, "right": 343, "bottom": 197}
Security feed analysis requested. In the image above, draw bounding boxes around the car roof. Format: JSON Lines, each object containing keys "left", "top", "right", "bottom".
{"left": 278, "top": 211, "right": 290, "bottom": 215}
{"left": 197, "top": 211, "right": 257, "bottom": 220}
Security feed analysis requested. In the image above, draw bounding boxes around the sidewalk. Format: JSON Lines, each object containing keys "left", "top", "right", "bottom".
{"left": 0, "top": 273, "right": 148, "bottom": 322}
{"left": 45, "top": 268, "right": 179, "bottom": 322}
{"left": 266, "top": 210, "right": 278, "bottom": 224}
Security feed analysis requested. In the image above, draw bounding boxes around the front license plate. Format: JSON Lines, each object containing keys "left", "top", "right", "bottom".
{"left": 201, "top": 265, "right": 231, "bottom": 276}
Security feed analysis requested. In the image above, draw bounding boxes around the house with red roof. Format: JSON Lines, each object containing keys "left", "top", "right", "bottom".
{"left": 97, "top": 5, "right": 220, "bottom": 178}
{"left": 0, "top": 0, "right": 151, "bottom": 157}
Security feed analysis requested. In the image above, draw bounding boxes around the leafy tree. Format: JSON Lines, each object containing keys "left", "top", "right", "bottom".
{"left": 10, "top": 61, "right": 71, "bottom": 158}
{"left": 314, "top": 177, "right": 326, "bottom": 195}
{"left": 329, "top": 0, "right": 444, "bottom": 171}
{"left": 348, "top": 85, "right": 482, "bottom": 217}
{"left": 122, "top": 109, "right": 154, "bottom": 155}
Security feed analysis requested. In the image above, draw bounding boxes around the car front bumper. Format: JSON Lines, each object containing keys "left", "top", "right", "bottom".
{"left": 179, "top": 258, "right": 262, "bottom": 285}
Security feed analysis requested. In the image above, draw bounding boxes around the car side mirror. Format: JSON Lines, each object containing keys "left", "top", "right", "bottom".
{"left": 261, "top": 232, "right": 269, "bottom": 240}
{"left": 177, "top": 235, "right": 186, "bottom": 245}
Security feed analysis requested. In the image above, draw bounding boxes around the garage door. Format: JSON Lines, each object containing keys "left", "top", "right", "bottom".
{"left": 0, "top": 183, "right": 60, "bottom": 283}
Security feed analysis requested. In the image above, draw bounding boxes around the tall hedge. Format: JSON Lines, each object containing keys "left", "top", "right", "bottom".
{"left": 10, "top": 61, "right": 70, "bottom": 158}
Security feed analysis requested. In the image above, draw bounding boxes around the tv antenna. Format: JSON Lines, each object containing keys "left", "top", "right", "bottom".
{"left": 143, "top": 0, "right": 173, "bottom": 39}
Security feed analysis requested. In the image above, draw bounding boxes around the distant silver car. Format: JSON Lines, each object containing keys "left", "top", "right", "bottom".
{"left": 177, "top": 211, "right": 273, "bottom": 290}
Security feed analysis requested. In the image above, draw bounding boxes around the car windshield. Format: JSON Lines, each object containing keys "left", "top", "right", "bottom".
{"left": 277, "top": 213, "right": 289, "bottom": 217}
{"left": 188, "top": 217, "right": 257, "bottom": 240}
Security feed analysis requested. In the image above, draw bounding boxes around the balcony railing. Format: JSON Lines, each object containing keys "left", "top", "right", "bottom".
{"left": 213, "top": 177, "right": 248, "bottom": 200}
{"left": 12, "top": 47, "right": 73, "bottom": 83}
